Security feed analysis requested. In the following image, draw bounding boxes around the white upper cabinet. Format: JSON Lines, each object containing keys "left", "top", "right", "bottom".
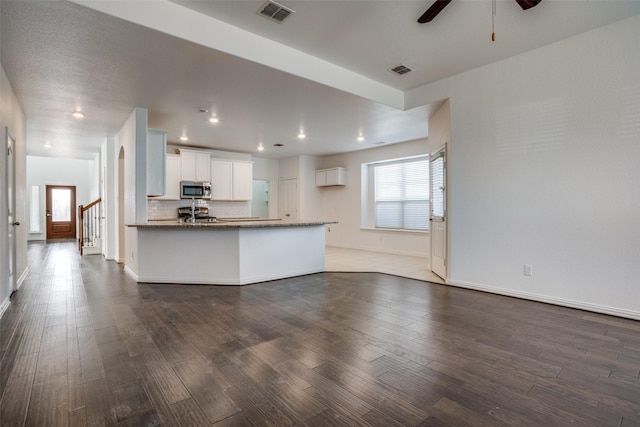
{"left": 180, "top": 149, "right": 211, "bottom": 182}
{"left": 156, "top": 153, "right": 181, "bottom": 200}
{"left": 232, "top": 161, "right": 253, "bottom": 201}
{"left": 210, "top": 159, "right": 233, "bottom": 200}
{"left": 210, "top": 159, "right": 253, "bottom": 201}
{"left": 316, "top": 167, "right": 346, "bottom": 187}
{"left": 147, "top": 129, "right": 167, "bottom": 197}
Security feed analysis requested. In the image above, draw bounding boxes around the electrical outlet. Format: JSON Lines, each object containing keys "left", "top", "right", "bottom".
{"left": 524, "top": 264, "right": 533, "bottom": 276}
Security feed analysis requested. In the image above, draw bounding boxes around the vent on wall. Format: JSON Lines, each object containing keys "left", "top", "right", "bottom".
{"left": 389, "top": 64, "right": 413, "bottom": 75}
{"left": 258, "top": 1, "right": 295, "bottom": 23}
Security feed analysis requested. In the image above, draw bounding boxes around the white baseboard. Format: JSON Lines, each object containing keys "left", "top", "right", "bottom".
{"left": 0, "top": 268, "right": 30, "bottom": 319}
{"left": 0, "top": 297, "right": 9, "bottom": 319}
{"left": 448, "top": 279, "right": 640, "bottom": 321}
{"left": 16, "top": 268, "right": 29, "bottom": 290}
{"left": 82, "top": 246, "right": 102, "bottom": 256}
{"left": 124, "top": 265, "right": 139, "bottom": 282}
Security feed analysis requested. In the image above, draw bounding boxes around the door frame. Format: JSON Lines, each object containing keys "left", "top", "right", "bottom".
{"left": 430, "top": 144, "right": 447, "bottom": 281}
{"left": 45, "top": 185, "right": 77, "bottom": 239}
{"left": 6, "top": 127, "right": 18, "bottom": 294}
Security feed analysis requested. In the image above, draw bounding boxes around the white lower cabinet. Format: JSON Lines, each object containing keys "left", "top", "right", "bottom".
{"left": 210, "top": 159, "right": 253, "bottom": 201}
{"left": 157, "top": 154, "right": 181, "bottom": 200}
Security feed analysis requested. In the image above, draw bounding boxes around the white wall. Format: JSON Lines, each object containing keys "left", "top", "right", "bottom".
{"left": 412, "top": 14, "right": 640, "bottom": 319}
{"left": 114, "top": 108, "right": 147, "bottom": 275}
{"left": 26, "top": 156, "right": 96, "bottom": 241}
{"left": 253, "top": 156, "right": 279, "bottom": 218}
{"left": 299, "top": 155, "right": 323, "bottom": 221}
{"left": 0, "top": 62, "right": 27, "bottom": 316}
{"left": 318, "top": 139, "right": 439, "bottom": 257}
{"left": 102, "top": 137, "right": 117, "bottom": 260}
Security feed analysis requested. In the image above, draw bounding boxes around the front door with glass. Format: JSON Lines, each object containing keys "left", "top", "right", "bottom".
{"left": 46, "top": 185, "right": 76, "bottom": 239}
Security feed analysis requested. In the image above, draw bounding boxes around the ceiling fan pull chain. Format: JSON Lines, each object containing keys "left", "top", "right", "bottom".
{"left": 492, "top": 0, "right": 496, "bottom": 41}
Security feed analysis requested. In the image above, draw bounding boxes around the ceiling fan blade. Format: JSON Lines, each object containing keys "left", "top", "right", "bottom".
{"left": 515, "top": 0, "right": 542, "bottom": 10}
{"left": 417, "top": 0, "right": 452, "bottom": 23}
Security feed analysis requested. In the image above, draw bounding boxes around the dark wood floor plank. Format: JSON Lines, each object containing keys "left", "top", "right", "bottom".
{"left": 0, "top": 356, "right": 36, "bottom": 427}
{"left": 83, "top": 377, "right": 117, "bottom": 426}
{"left": 68, "top": 407, "right": 88, "bottom": 427}
{"left": 170, "top": 397, "right": 211, "bottom": 427}
{"left": 130, "top": 355, "right": 180, "bottom": 425}
{"left": 216, "top": 358, "right": 300, "bottom": 426}
{"left": 173, "top": 357, "right": 241, "bottom": 424}
{"left": 274, "top": 359, "right": 375, "bottom": 418}
{"left": 108, "top": 379, "right": 154, "bottom": 423}
{"left": 25, "top": 375, "right": 69, "bottom": 427}
{"left": 0, "top": 240, "right": 639, "bottom": 426}
{"left": 77, "top": 326, "right": 106, "bottom": 384}
{"left": 33, "top": 338, "right": 68, "bottom": 384}
{"left": 312, "top": 360, "right": 429, "bottom": 425}
{"left": 140, "top": 346, "right": 191, "bottom": 404}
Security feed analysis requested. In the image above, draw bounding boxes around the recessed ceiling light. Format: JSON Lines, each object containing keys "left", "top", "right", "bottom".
{"left": 44, "top": 142, "right": 52, "bottom": 148}
{"left": 72, "top": 111, "right": 84, "bottom": 118}
{"left": 357, "top": 135, "right": 365, "bottom": 142}
{"left": 180, "top": 136, "right": 188, "bottom": 142}
{"left": 209, "top": 117, "right": 219, "bottom": 124}
{"left": 197, "top": 108, "right": 209, "bottom": 113}
{"left": 297, "top": 132, "right": 306, "bottom": 140}
{"left": 274, "top": 143, "right": 284, "bottom": 147}
{"left": 257, "top": 144, "right": 264, "bottom": 151}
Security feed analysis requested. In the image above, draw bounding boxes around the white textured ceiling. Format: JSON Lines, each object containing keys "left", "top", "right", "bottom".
{"left": 1, "top": 0, "right": 639, "bottom": 160}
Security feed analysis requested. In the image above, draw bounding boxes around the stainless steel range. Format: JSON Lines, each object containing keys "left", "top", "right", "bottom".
{"left": 177, "top": 206, "right": 218, "bottom": 223}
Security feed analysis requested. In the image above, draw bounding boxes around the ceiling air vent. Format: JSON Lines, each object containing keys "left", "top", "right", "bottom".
{"left": 389, "top": 64, "right": 413, "bottom": 75}
{"left": 258, "top": 1, "right": 295, "bottom": 23}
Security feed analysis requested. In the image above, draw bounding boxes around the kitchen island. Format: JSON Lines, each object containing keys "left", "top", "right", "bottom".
{"left": 128, "top": 220, "right": 335, "bottom": 285}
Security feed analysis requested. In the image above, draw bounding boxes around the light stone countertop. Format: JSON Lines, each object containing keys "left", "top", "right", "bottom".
{"left": 127, "top": 219, "right": 337, "bottom": 229}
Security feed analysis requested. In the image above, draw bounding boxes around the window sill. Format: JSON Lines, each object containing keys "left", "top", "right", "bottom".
{"left": 360, "top": 227, "right": 429, "bottom": 235}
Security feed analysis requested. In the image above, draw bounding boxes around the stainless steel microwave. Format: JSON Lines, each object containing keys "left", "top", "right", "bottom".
{"left": 180, "top": 181, "right": 212, "bottom": 199}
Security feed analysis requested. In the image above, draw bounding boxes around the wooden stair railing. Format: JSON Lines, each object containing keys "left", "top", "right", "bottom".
{"left": 78, "top": 197, "right": 102, "bottom": 255}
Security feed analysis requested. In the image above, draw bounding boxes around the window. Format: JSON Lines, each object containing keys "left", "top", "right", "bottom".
{"left": 373, "top": 157, "right": 429, "bottom": 231}
{"left": 30, "top": 185, "right": 40, "bottom": 233}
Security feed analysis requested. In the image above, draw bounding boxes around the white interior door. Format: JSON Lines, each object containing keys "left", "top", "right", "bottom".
{"left": 430, "top": 146, "right": 447, "bottom": 280}
{"left": 6, "top": 127, "right": 18, "bottom": 293}
{"left": 278, "top": 179, "right": 297, "bottom": 220}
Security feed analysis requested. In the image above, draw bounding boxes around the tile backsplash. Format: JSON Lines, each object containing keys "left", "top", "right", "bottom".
{"left": 147, "top": 199, "right": 251, "bottom": 220}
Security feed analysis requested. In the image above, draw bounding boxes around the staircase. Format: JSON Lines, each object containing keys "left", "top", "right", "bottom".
{"left": 78, "top": 198, "right": 102, "bottom": 255}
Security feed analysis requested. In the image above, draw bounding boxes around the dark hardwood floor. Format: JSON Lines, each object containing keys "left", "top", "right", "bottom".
{"left": 1, "top": 241, "right": 639, "bottom": 426}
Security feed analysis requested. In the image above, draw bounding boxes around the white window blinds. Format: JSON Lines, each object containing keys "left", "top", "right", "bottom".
{"left": 374, "top": 158, "right": 429, "bottom": 231}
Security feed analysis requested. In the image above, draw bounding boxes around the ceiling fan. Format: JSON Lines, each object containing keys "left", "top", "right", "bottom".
{"left": 418, "top": 0, "right": 542, "bottom": 23}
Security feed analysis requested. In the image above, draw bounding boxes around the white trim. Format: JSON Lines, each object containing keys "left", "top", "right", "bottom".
{"left": 124, "top": 265, "right": 139, "bottom": 282}
{"left": 16, "top": 268, "right": 29, "bottom": 290}
{"left": 360, "top": 227, "right": 428, "bottom": 235}
{"left": 137, "top": 267, "right": 324, "bottom": 286}
{"left": 448, "top": 279, "right": 640, "bottom": 321}
{"left": 0, "top": 297, "right": 9, "bottom": 319}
